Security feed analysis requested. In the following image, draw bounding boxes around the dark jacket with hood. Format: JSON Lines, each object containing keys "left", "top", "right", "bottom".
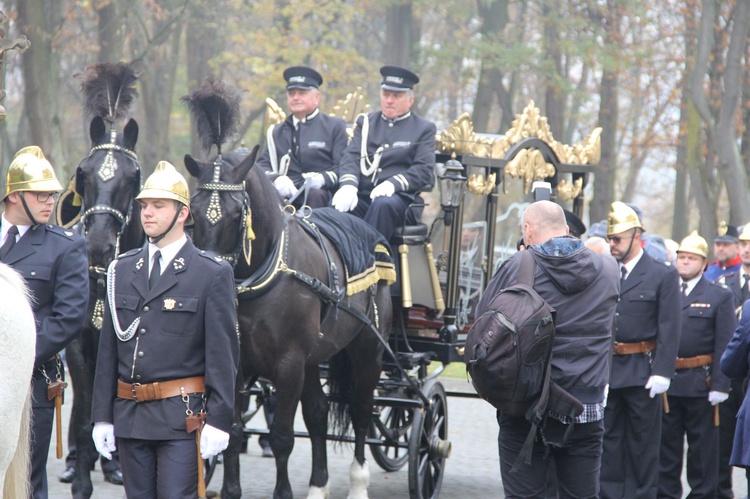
{"left": 478, "top": 236, "right": 620, "bottom": 404}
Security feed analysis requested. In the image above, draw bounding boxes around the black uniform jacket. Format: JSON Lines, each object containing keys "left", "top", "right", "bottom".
{"left": 723, "top": 270, "right": 745, "bottom": 309}
{"left": 256, "top": 111, "right": 348, "bottom": 189}
{"left": 668, "top": 277, "right": 735, "bottom": 397}
{"left": 91, "top": 239, "right": 239, "bottom": 440}
{"left": 611, "top": 252, "right": 682, "bottom": 389}
{"left": 338, "top": 111, "right": 436, "bottom": 198}
{"left": 4, "top": 224, "right": 89, "bottom": 408}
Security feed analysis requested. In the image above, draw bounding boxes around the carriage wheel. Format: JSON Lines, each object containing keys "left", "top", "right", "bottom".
{"left": 369, "top": 404, "right": 415, "bottom": 471}
{"left": 204, "top": 455, "right": 219, "bottom": 487}
{"left": 408, "top": 381, "right": 450, "bottom": 499}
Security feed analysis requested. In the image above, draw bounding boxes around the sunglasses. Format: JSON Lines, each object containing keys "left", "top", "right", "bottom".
{"left": 607, "top": 234, "right": 634, "bottom": 244}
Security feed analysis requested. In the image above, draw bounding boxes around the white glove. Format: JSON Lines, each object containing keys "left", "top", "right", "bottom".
{"left": 200, "top": 424, "right": 230, "bottom": 459}
{"left": 370, "top": 181, "right": 395, "bottom": 199}
{"left": 92, "top": 422, "right": 116, "bottom": 460}
{"left": 645, "top": 375, "right": 671, "bottom": 398}
{"left": 273, "top": 175, "right": 298, "bottom": 199}
{"left": 332, "top": 185, "right": 359, "bottom": 212}
{"left": 302, "top": 172, "right": 325, "bottom": 189}
{"left": 708, "top": 391, "right": 729, "bottom": 406}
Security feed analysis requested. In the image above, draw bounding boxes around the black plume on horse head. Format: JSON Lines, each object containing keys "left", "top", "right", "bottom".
{"left": 77, "top": 61, "right": 139, "bottom": 122}
{"left": 181, "top": 77, "right": 242, "bottom": 155}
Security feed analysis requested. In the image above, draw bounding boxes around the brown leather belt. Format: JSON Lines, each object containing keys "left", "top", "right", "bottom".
{"left": 675, "top": 354, "right": 713, "bottom": 370}
{"left": 613, "top": 340, "right": 656, "bottom": 355}
{"left": 117, "top": 376, "right": 205, "bottom": 402}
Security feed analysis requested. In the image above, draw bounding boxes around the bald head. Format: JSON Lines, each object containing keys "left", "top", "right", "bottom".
{"left": 521, "top": 201, "right": 569, "bottom": 246}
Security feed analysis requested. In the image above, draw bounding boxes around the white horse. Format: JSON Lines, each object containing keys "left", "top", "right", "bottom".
{"left": 0, "top": 262, "right": 36, "bottom": 499}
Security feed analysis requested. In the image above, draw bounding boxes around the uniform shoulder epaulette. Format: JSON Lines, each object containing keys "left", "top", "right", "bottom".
{"left": 45, "top": 224, "right": 79, "bottom": 239}
{"left": 708, "top": 279, "right": 729, "bottom": 290}
{"left": 198, "top": 249, "right": 225, "bottom": 265}
{"left": 117, "top": 247, "right": 144, "bottom": 259}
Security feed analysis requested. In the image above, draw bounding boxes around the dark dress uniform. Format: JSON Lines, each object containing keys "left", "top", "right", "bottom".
{"left": 717, "top": 270, "right": 747, "bottom": 498}
{"left": 92, "top": 239, "right": 238, "bottom": 498}
{"left": 658, "top": 277, "right": 735, "bottom": 498}
{"left": 601, "top": 252, "right": 682, "bottom": 499}
{"left": 256, "top": 110, "right": 348, "bottom": 208}
{"left": 337, "top": 110, "right": 436, "bottom": 241}
{"left": 1, "top": 222, "right": 89, "bottom": 499}
{"left": 721, "top": 300, "right": 750, "bottom": 472}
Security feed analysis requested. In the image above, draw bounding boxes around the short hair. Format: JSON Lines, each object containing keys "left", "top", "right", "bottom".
{"left": 522, "top": 201, "right": 567, "bottom": 236}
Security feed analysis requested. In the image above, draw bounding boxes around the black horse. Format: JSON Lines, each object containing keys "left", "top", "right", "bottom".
{"left": 185, "top": 149, "right": 393, "bottom": 499}
{"left": 58, "top": 114, "right": 144, "bottom": 499}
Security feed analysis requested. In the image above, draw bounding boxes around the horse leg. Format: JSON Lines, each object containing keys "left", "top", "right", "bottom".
{"left": 67, "top": 336, "right": 97, "bottom": 499}
{"left": 301, "top": 365, "right": 329, "bottom": 498}
{"left": 220, "top": 371, "right": 246, "bottom": 499}
{"left": 271, "top": 361, "right": 306, "bottom": 499}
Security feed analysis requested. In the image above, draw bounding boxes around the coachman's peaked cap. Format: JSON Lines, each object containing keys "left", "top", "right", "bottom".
{"left": 380, "top": 66, "right": 419, "bottom": 91}
{"left": 283, "top": 66, "right": 323, "bottom": 90}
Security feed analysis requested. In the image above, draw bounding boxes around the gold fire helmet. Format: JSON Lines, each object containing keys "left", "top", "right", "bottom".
{"left": 136, "top": 161, "right": 193, "bottom": 225}
{"left": 739, "top": 223, "right": 750, "bottom": 242}
{"left": 607, "top": 201, "right": 643, "bottom": 236}
{"left": 677, "top": 230, "right": 708, "bottom": 259}
{"left": 4, "top": 145, "right": 63, "bottom": 198}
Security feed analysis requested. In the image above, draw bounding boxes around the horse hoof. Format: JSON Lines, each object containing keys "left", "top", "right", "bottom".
{"left": 347, "top": 460, "right": 369, "bottom": 499}
{"left": 308, "top": 482, "right": 330, "bottom": 499}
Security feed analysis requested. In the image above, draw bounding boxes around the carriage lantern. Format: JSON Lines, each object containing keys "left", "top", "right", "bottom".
{"left": 438, "top": 157, "right": 466, "bottom": 226}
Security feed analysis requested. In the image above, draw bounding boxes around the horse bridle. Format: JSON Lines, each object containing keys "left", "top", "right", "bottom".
{"left": 195, "top": 158, "right": 252, "bottom": 268}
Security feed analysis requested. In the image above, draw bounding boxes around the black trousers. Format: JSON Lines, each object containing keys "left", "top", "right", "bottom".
{"left": 30, "top": 406, "right": 54, "bottom": 499}
{"left": 601, "top": 385, "right": 663, "bottom": 499}
{"left": 351, "top": 192, "right": 419, "bottom": 242}
{"left": 658, "top": 395, "right": 718, "bottom": 498}
{"left": 718, "top": 378, "right": 745, "bottom": 498}
{"left": 119, "top": 437, "right": 198, "bottom": 499}
{"left": 497, "top": 412, "right": 604, "bottom": 499}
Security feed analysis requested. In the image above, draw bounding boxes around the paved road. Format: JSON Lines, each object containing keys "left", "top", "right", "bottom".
{"left": 47, "top": 376, "right": 748, "bottom": 498}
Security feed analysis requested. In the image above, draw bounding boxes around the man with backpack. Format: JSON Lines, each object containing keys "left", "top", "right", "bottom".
{"left": 474, "top": 200, "right": 620, "bottom": 498}
{"left": 600, "top": 201, "right": 682, "bottom": 499}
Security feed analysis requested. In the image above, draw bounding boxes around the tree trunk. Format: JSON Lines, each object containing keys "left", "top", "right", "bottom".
{"left": 98, "top": 1, "right": 124, "bottom": 63}
{"left": 472, "top": 0, "right": 509, "bottom": 133}
{"left": 384, "top": 1, "right": 414, "bottom": 67}
{"left": 542, "top": 0, "right": 564, "bottom": 138}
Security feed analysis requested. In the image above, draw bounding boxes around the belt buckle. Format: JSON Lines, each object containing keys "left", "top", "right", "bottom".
{"left": 131, "top": 382, "right": 141, "bottom": 403}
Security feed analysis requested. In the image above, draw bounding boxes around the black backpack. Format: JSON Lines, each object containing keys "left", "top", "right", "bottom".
{"left": 465, "top": 250, "right": 583, "bottom": 468}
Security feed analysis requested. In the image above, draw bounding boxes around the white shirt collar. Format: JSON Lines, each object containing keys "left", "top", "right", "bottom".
{"left": 680, "top": 275, "right": 702, "bottom": 296}
{"left": 1, "top": 213, "right": 30, "bottom": 245}
{"left": 292, "top": 108, "right": 320, "bottom": 128}
{"left": 149, "top": 234, "right": 187, "bottom": 275}
{"left": 621, "top": 247, "right": 644, "bottom": 277}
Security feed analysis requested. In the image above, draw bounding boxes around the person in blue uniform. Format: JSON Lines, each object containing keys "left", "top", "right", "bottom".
{"left": 658, "top": 231, "right": 735, "bottom": 498}
{"left": 256, "top": 66, "right": 348, "bottom": 208}
{"left": 91, "top": 162, "right": 239, "bottom": 498}
{"left": 332, "top": 65, "right": 436, "bottom": 241}
{"left": 600, "top": 202, "right": 682, "bottom": 499}
{"left": 705, "top": 222, "right": 741, "bottom": 282}
{"left": 1, "top": 145, "right": 89, "bottom": 499}
{"left": 716, "top": 223, "right": 750, "bottom": 498}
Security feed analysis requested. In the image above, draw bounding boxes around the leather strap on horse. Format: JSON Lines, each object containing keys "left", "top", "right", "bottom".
{"left": 674, "top": 354, "right": 713, "bottom": 370}
{"left": 612, "top": 340, "right": 656, "bottom": 355}
{"left": 117, "top": 376, "right": 205, "bottom": 402}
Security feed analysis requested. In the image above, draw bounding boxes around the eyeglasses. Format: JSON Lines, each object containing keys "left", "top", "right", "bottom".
{"left": 26, "top": 191, "right": 60, "bottom": 203}
{"left": 607, "top": 234, "right": 634, "bottom": 244}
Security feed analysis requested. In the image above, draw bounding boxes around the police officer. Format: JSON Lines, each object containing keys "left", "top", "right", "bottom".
{"left": 600, "top": 201, "right": 682, "bottom": 499}
{"left": 716, "top": 223, "right": 750, "bottom": 498}
{"left": 705, "top": 222, "right": 741, "bottom": 282}
{"left": 256, "top": 66, "right": 348, "bottom": 208}
{"left": 1, "top": 145, "right": 89, "bottom": 499}
{"left": 332, "top": 65, "right": 436, "bottom": 241}
{"left": 91, "top": 162, "right": 239, "bottom": 497}
{"left": 658, "top": 231, "right": 735, "bottom": 498}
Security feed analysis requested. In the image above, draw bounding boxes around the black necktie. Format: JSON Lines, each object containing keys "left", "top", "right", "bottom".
{"left": 0, "top": 225, "right": 18, "bottom": 261}
{"left": 620, "top": 266, "right": 627, "bottom": 282}
{"left": 681, "top": 282, "right": 688, "bottom": 297}
{"left": 742, "top": 275, "right": 750, "bottom": 301}
{"left": 149, "top": 250, "right": 161, "bottom": 290}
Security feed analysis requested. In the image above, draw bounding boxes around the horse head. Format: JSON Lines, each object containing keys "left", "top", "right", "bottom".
{"left": 186, "top": 146, "right": 287, "bottom": 275}
{"left": 75, "top": 116, "right": 143, "bottom": 269}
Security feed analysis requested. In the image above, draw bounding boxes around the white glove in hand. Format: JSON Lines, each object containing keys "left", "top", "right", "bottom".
{"left": 273, "top": 175, "right": 298, "bottom": 199}
{"left": 332, "top": 185, "right": 359, "bottom": 212}
{"left": 92, "top": 422, "right": 116, "bottom": 460}
{"left": 370, "top": 181, "right": 395, "bottom": 199}
{"left": 302, "top": 172, "right": 325, "bottom": 189}
{"left": 708, "top": 391, "right": 729, "bottom": 406}
{"left": 645, "top": 375, "right": 671, "bottom": 398}
{"left": 200, "top": 424, "right": 230, "bottom": 459}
